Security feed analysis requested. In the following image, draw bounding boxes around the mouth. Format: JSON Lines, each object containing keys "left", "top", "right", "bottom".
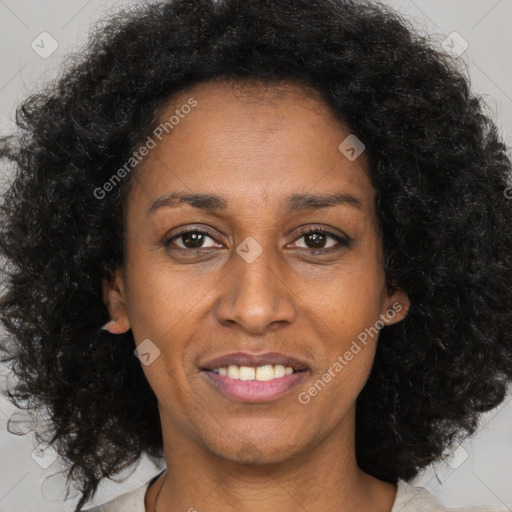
{"left": 199, "top": 351, "right": 310, "bottom": 402}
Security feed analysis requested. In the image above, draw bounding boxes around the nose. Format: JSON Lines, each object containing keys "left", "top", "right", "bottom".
{"left": 214, "top": 243, "right": 297, "bottom": 335}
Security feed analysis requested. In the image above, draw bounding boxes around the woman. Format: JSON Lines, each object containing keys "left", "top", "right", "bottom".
{"left": 1, "top": 1, "right": 511, "bottom": 511}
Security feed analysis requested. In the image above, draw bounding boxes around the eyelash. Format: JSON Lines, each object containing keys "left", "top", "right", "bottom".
{"left": 164, "top": 226, "right": 351, "bottom": 255}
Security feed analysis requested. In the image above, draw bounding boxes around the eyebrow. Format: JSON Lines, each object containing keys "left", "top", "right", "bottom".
{"left": 147, "top": 191, "right": 364, "bottom": 216}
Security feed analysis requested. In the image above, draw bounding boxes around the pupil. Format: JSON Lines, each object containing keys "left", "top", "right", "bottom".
{"left": 306, "top": 232, "right": 325, "bottom": 248}
{"left": 184, "top": 232, "right": 204, "bottom": 248}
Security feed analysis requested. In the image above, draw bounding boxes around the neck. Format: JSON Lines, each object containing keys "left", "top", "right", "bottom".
{"left": 146, "top": 407, "right": 397, "bottom": 512}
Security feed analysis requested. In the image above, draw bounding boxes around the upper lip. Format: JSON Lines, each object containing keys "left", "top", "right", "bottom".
{"left": 200, "top": 351, "right": 309, "bottom": 371}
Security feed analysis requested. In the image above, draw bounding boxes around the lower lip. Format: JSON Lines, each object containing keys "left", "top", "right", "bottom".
{"left": 202, "top": 370, "right": 308, "bottom": 402}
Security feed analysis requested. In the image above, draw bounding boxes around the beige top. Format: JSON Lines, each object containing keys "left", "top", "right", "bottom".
{"left": 83, "top": 472, "right": 510, "bottom": 512}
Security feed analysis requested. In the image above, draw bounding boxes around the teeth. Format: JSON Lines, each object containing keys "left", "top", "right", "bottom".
{"left": 227, "top": 365, "right": 239, "bottom": 379}
{"left": 256, "top": 365, "right": 274, "bottom": 381}
{"left": 238, "top": 366, "right": 255, "bottom": 380}
{"left": 213, "top": 364, "right": 296, "bottom": 381}
{"left": 272, "top": 365, "right": 285, "bottom": 378}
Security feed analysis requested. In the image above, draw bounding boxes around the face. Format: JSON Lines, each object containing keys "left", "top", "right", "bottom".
{"left": 103, "top": 79, "right": 409, "bottom": 465}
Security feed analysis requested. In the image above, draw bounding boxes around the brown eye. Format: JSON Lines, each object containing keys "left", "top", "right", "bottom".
{"left": 165, "top": 229, "right": 221, "bottom": 250}
{"left": 290, "top": 228, "right": 350, "bottom": 252}
{"left": 303, "top": 231, "right": 331, "bottom": 249}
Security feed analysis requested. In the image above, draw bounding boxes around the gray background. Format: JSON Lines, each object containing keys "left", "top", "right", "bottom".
{"left": 0, "top": 1, "right": 511, "bottom": 511}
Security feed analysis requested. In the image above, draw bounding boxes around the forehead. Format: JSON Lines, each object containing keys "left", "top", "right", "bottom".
{"left": 127, "top": 78, "right": 375, "bottom": 219}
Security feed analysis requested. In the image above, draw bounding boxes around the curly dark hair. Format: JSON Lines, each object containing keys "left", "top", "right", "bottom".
{"left": 1, "top": 0, "right": 512, "bottom": 510}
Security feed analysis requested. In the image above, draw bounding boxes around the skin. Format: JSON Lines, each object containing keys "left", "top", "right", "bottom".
{"left": 103, "top": 78, "right": 410, "bottom": 512}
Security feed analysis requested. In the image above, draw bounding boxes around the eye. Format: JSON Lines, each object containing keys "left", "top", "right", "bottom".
{"left": 165, "top": 228, "right": 222, "bottom": 250}
{"left": 164, "top": 226, "right": 351, "bottom": 254}
{"left": 288, "top": 227, "right": 351, "bottom": 253}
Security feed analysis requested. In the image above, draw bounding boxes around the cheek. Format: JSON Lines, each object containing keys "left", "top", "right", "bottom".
{"left": 302, "top": 289, "right": 381, "bottom": 423}
{"left": 121, "top": 260, "right": 197, "bottom": 395}
{"left": 305, "top": 261, "right": 385, "bottom": 343}
{"left": 126, "top": 267, "right": 200, "bottom": 417}
{"left": 124, "top": 251, "right": 207, "bottom": 340}
{"left": 298, "top": 258, "right": 385, "bottom": 396}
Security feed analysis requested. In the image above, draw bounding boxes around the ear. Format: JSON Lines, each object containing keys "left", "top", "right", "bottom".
{"left": 379, "top": 282, "right": 410, "bottom": 327}
{"left": 101, "top": 268, "right": 131, "bottom": 334}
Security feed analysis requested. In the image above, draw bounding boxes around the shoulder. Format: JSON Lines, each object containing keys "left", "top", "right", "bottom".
{"left": 82, "top": 470, "right": 165, "bottom": 512}
{"left": 82, "top": 474, "right": 510, "bottom": 512}
{"left": 392, "top": 479, "right": 510, "bottom": 512}
{"left": 82, "top": 484, "right": 147, "bottom": 512}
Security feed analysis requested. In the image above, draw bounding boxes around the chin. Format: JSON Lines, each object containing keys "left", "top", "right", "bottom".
{"left": 211, "top": 437, "right": 306, "bottom": 466}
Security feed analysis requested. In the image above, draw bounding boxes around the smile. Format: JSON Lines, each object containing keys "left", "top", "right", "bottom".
{"left": 213, "top": 364, "right": 295, "bottom": 380}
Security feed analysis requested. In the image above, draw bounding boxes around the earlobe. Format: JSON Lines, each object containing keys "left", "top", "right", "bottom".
{"left": 382, "top": 286, "right": 410, "bottom": 326}
{"left": 101, "top": 270, "right": 131, "bottom": 334}
{"left": 100, "top": 318, "right": 130, "bottom": 334}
